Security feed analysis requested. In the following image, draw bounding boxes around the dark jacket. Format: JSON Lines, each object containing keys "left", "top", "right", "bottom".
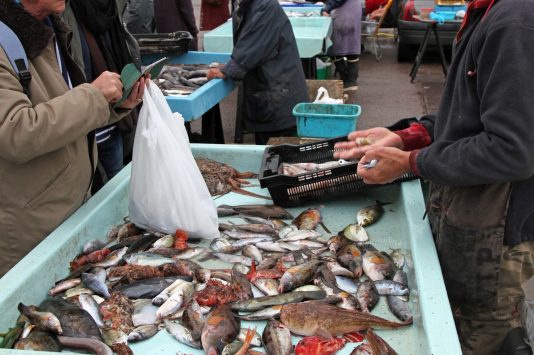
{"left": 221, "top": 0, "right": 308, "bottom": 132}
{"left": 415, "top": 0, "right": 534, "bottom": 245}
{"left": 154, "top": 0, "right": 198, "bottom": 50}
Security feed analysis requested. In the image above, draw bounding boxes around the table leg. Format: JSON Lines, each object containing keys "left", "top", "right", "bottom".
{"left": 434, "top": 25, "right": 449, "bottom": 76}
{"left": 201, "top": 104, "right": 225, "bottom": 144}
{"left": 301, "top": 58, "right": 317, "bottom": 79}
{"left": 410, "top": 23, "right": 433, "bottom": 83}
{"left": 234, "top": 82, "right": 245, "bottom": 143}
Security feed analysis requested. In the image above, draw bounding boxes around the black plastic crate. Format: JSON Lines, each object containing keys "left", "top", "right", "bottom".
{"left": 259, "top": 136, "right": 418, "bottom": 207}
{"left": 133, "top": 31, "right": 193, "bottom": 55}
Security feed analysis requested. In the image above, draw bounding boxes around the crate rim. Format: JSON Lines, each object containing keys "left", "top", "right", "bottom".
{"left": 292, "top": 102, "right": 362, "bottom": 119}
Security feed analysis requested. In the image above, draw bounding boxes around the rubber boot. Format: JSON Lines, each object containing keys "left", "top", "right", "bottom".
{"left": 344, "top": 57, "right": 359, "bottom": 92}
{"left": 498, "top": 327, "right": 532, "bottom": 355}
{"left": 333, "top": 57, "right": 348, "bottom": 82}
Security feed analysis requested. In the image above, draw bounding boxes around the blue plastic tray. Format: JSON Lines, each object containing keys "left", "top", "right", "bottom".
{"left": 141, "top": 51, "right": 235, "bottom": 121}
{"left": 293, "top": 102, "right": 362, "bottom": 138}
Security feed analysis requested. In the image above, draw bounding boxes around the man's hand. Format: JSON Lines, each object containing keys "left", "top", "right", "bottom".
{"left": 117, "top": 76, "right": 149, "bottom": 109}
{"left": 91, "top": 71, "right": 123, "bottom": 103}
{"left": 207, "top": 68, "right": 225, "bottom": 80}
{"left": 333, "top": 127, "right": 404, "bottom": 160}
{"left": 357, "top": 147, "right": 411, "bottom": 184}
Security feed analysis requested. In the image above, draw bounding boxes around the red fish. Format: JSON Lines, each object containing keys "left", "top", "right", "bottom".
{"left": 246, "top": 262, "right": 285, "bottom": 282}
{"left": 195, "top": 279, "right": 241, "bottom": 307}
{"left": 174, "top": 229, "right": 189, "bottom": 250}
{"left": 295, "top": 336, "right": 347, "bottom": 355}
{"left": 70, "top": 248, "right": 111, "bottom": 270}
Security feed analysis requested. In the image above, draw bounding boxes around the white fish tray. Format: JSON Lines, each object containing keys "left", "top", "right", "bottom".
{"left": 0, "top": 144, "right": 461, "bottom": 355}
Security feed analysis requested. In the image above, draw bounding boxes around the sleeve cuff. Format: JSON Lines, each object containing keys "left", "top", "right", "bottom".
{"left": 409, "top": 149, "right": 421, "bottom": 176}
{"left": 394, "top": 123, "right": 432, "bottom": 151}
{"left": 221, "top": 59, "right": 248, "bottom": 80}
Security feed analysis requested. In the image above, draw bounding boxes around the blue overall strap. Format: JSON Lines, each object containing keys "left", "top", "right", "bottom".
{"left": 0, "top": 20, "right": 31, "bottom": 95}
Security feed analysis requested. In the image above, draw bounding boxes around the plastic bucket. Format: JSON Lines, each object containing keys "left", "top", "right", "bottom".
{"left": 293, "top": 103, "right": 362, "bottom": 138}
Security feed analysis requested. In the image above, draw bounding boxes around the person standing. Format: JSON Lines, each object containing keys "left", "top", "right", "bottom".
{"left": 322, "top": 0, "right": 362, "bottom": 99}
{"left": 207, "top": 0, "right": 308, "bottom": 145}
{"left": 154, "top": 0, "right": 199, "bottom": 50}
{"left": 334, "top": 0, "right": 534, "bottom": 353}
{"left": 123, "top": 0, "right": 155, "bottom": 34}
{"left": 0, "top": 0, "right": 146, "bottom": 276}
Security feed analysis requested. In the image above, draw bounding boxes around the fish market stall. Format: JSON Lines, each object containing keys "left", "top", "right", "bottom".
{"left": 0, "top": 144, "right": 461, "bottom": 354}
{"left": 141, "top": 51, "right": 236, "bottom": 143}
{"left": 282, "top": 4, "right": 323, "bottom": 17}
{"left": 203, "top": 17, "right": 332, "bottom": 78}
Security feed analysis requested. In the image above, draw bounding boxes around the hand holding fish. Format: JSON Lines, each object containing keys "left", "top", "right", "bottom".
{"left": 357, "top": 147, "right": 411, "bottom": 184}
{"left": 207, "top": 68, "right": 226, "bottom": 80}
{"left": 333, "top": 127, "right": 404, "bottom": 160}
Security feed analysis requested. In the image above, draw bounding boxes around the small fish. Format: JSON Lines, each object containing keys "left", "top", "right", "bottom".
{"left": 132, "top": 299, "right": 158, "bottom": 327}
{"left": 292, "top": 208, "right": 330, "bottom": 233}
{"left": 124, "top": 252, "right": 175, "bottom": 267}
{"left": 355, "top": 280, "right": 379, "bottom": 313}
{"left": 279, "top": 260, "right": 321, "bottom": 293}
{"left": 213, "top": 253, "right": 254, "bottom": 266}
{"left": 93, "top": 246, "right": 128, "bottom": 268}
{"left": 357, "top": 201, "right": 390, "bottom": 227}
{"left": 230, "top": 290, "right": 326, "bottom": 312}
{"left": 228, "top": 204, "right": 294, "bottom": 220}
{"left": 182, "top": 300, "right": 206, "bottom": 340}
{"left": 283, "top": 229, "right": 322, "bottom": 242}
{"left": 335, "top": 276, "right": 359, "bottom": 294}
{"left": 253, "top": 278, "right": 280, "bottom": 296}
{"left": 222, "top": 340, "right": 245, "bottom": 355}
{"left": 362, "top": 250, "right": 396, "bottom": 281}
{"left": 242, "top": 245, "right": 263, "bottom": 262}
{"left": 201, "top": 305, "right": 241, "bottom": 355}
{"left": 237, "top": 305, "right": 283, "bottom": 321}
{"left": 165, "top": 319, "right": 202, "bottom": 349}
{"left": 279, "top": 224, "right": 299, "bottom": 239}
{"left": 237, "top": 327, "right": 262, "bottom": 347}
{"left": 81, "top": 273, "right": 110, "bottom": 299}
{"left": 78, "top": 294, "right": 104, "bottom": 328}
{"left": 152, "top": 234, "right": 174, "bottom": 248}
{"left": 224, "top": 230, "right": 274, "bottom": 240}
{"left": 336, "top": 291, "right": 362, "bottom": 311}
{"left": 390, "top": 249, "right": 405, "bottom": 269}
{"left": 263, "top": 319, "right": 293, "bottom": 355}
{"left": 327, "top": 234, "right": 349, "bottom": 254}
{"left": 156, "top": 281, "right": 195, "bottom": 319}
{"left": 48, "top": 278, "right": 81, "bottom": 296}
{"left": 373, "top": 280, "right": 410, "bottom": 296}
{"left": 365, "top": 328, "right": 399, "bottom": 355}
{"left": 337, "top": 244, "right": 364, "bottom": 278}
{"left": 325, "top": 261, "right": 354, "bottom": 278}
{"left": 17, "top": 304, "right": 63, "bottom": 335}
{"left": 127, "top": 324, "right": 158, "bottom": 342}
{"left": 235, "top": 223, "right": 279, "bottom": 236}
{"left": 114, "top": 276, "right": 184, "bottom": 299}
{"left": 392, "top": 269, "right": 409, "bottom": 301}
{"left": 210, "top": 238, "right": 241, "bottom": 254}
{"left": 231, "top": 237, "right": 274, "bottom": 249}
{"left": 387, "top": 294, "right": 413, "bottom": 322}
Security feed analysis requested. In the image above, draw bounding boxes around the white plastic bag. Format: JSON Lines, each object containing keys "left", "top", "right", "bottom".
{"left": 313, "top": 87, "right": 343, "bottom": 104}
{"left": 128, "top": 81, "right": 218, "bottom": 238}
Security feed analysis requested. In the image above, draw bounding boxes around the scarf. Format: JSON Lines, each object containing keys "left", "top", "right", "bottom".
{"left": 69, "top": 0, "right": 131, "bottom": 73}
{"left": 456, "top": 0, "right": 498, "bottom": 41}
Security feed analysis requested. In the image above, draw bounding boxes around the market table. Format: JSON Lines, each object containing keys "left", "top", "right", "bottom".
{"left": 0, "top": 144, "right": 461, "bottom": 355}
{"left": 141, "top": 51, "right": 236, "bottom": 143}
{"left": 203, "top": 16, "right": 332, "bottom": 78}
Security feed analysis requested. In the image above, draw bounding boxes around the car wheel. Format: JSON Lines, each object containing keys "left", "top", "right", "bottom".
{"left": 397, "top": 40, "right": 416, "bottom": 62}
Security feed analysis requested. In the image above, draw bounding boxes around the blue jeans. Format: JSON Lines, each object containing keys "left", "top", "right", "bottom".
{"left": 97, "top": 128, "right": 124, "bottom": 180}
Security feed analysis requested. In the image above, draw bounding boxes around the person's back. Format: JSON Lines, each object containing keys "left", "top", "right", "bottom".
{"left": 227, "top": 0, "right": 308, "bottom": 143}
{"left": 153, "top": 0, "right": 199, "bottom": 50}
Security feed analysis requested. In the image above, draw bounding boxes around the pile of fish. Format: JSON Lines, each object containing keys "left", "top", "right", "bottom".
{"left": 1, "top": 201, "right": 413, "bottom": 354}
{"left": 278, "top": 160, "right": 354, "bottom": 177}
{"left": 155, "top": 63, "right": 220, "bottom": 96}
{"left": 284, "top": 10, "right": 321, "bottom": 17}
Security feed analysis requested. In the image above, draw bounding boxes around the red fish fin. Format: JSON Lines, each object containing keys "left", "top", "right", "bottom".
{"left": 343, "top": 331, "right": 365, "bottom": 343}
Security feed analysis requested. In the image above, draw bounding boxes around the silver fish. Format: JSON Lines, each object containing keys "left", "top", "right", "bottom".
{"left": 173, "top": 247, "right": 209, "bottom": 260}
{"left": 341, "top": 224, "right": 369, "bottom": 242}
{"left": 132, "top": 299, "right": 158, "bottom": 327}
{"left": 253, "top": 278, "right": 280, "bottom": 296}
{"left": 213, "top": 253, "right": 254, "bottom": 266}
{"left": 283, "top": 229, "right": 321, "bottom": 241}
{"left": 152, "top": 234, "right": 174, "bottom": 248}
{"left": 242, "top": 245, "right": 263, "bottom": 262}
{"left": 357, "top": 201, "right": 390, "bottom": 227}
{"left": 210, "top": 238, "right": 241, "bottom": 254}
{"left": 81, "top": 273, "right": 110, "bottom": 299}
{"left": 373, "top": 280, "right": 410, "bottom": 296}
{"left": 127, "top": 324, "right": 158, "bottom": 342}
{"left": 48, "top": 278, "right": 81, "bottom": 296}
{"left": 335, "top": 275, "right": 359, "bottom": 294}
{"left": 237, "top": 305, "right": 283, "bottom": 321}
{"left": 165, "top": 320, "right": 202, "bottom": 349}
{"left": 78, "top": 294, "right": 104, "bottom": 328}
{"left": 94, "top": 246, "right": 128, "bottom": 268}
{"left": 156, "top": 281, "right": 194, "bottom": 319}
{"left": 237, "top": 328, "right": 262, "bottom": 347}
{"left": 387, "top": 294, "right": 413, "bottom": 322}
{"left": 262, "top": 319, "right": 293, "bottom": 355}
{"left": 123, "top": 252, "right": 174, "bottom": 267}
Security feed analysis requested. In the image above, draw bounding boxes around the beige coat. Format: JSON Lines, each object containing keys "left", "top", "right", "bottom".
{"left": 0, "top": 2, "right": 110, "bottom": 276}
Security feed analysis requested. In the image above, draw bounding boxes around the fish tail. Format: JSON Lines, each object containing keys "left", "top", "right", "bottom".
{"left": 376, "top": 200, "right": 393, "bottom": 206}
{"left": 236, "top": 171, "right": 258, "bottom": 179}
{"left": 236, "top": 327, "right": 257, "bottom": 355}
{"left": 232, "top": 186, "right": 272, "bottom": 200}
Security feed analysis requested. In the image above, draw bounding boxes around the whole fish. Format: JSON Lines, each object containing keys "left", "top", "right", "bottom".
{"left": 78, "top": 294, "right": 104, "bottom": 328}
{"left": 389, "top": 249, "right": 405, "bottom": 269}
{"left": 263, "top": 319, "right": 293, "bottom": 355}
{"left": 48, "top": 278, "right": 81, "bottom": 296}
{"left": 81, "top": 273, "right": 110, "bottom": 299}
{"left": 213, "top": 252, "right": 254, "bottom": 266}
{"left": 334, "top": 275, "right": 359, "bottom": 294}
{"left": 336, "top": 291, "right": 362, "bottom": 311}
{"left": 127, "top": 324, "right": 158, "bottom": 342}
{"left": 357, "top": 201, "right": 390, "bottom": 227}
{"left": 235, "top": 223, "right": 279, "bottom": 236}
{"left": 165, "top": 319, "right": 202, "bottom": 349}
{"left": 288, "top": 240, "right": 325, "bottom": 249}
{"left": 341, "top": 224, "right": 369, "bottom": 242}
{"left": 256, "top": 242, "right": 291, "bottom": 253}
{"left": 93, "top": 246, "right": 128, "bottom": 268}
{"left": 362, "top": 250, "right": 396, "bottom": 281}
{"left": 153, "top": 279, "right": 190, "bottom": 306}
{"left": 123, "top": 252, "right": 174, "bottom": 267}
{"left": 201, "top": 305, "right": 240, "bottom": 355}
{"left": 113, "top": 276, "right": 183, "bottom": 299}
{"left": 222, "top": 340, "right": 245, "bottom": 355}
{"left": 210, "top": 238, "right": 241, "bottom": 254}
{"left": 355, "top": 280, "right": 379, "bottom": 313}
{"left": 387, "top": 293, "right": 413, "bottom": 322}
{"left": 174, "top": 247, "right": 209, "bottom": 260}
{"left": 283, "top": 229, "right": 322, "bottom": 242}
{"left": 292, "top": 208, "right": 330, "bottom": 233}
{"left": 392, "top": 269, "right": 409, "bottom": 302}
{"left": 224, "top": 230, "right": 274, "bottom": 240}
{"left": 374, "top": 280, "right": 410, "bottom": 296}
{"left": 327, "top": 234, "right": 349, "bottom": 254}
{"left": 279, "top": 260, "right": 321, "bottom": 293}
{"left": 17, "top": 303, "right": 63, "bottom": 335}
{"left": 156, "top": 281, "right": 194, "bottom": 319}
{"left": 231, "top": 237, "right": 274, "bottom": 249}
{"left": 230, "top": 290, "right": 326, "bottom": 312}
{"left": 224, "top": 204, "right": 294, "bottom": 219}
{"left": 279, "top": 224, "right": 299, "bottom": 239}
{"left": 337, "top": 244, "right": 364, "bottom": 278}
{"left": 152, "top": 234, "right": 174, "bottom": 248}
{"left": 280, "top": 303, "right": 412, "bottom": 337}
{"left": 237, "top": 305, "right": 283, "bottom": 321}
{"left": 253, "top": 278, "right": 280, "bottom": 296}
{"left": 82, "top": 239, "right": 108, "bottom": 255}
{"left": 325, "top": 261, "right": 354, "bottom": 278}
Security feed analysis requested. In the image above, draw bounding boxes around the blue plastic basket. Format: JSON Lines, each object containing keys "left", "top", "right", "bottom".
{"left": 292, "top": 103, "right": 362, "bottom": 138}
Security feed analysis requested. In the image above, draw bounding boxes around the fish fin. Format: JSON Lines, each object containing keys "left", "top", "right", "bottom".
{"left": 198, "top": 252, "right": 215, "bottom": 262}
{"left": 231, "top": 186, "right": 272, "bottom": 200}
{"left": 376, "top": 200, "right": 393, "bottom": 206}
{"left": 236, "top": 171, "right": 258, "bottom": 179}
{"left": 315, "top": 327, "right": 334, "bottom": 340}
{"left": 319, "top": 222, "right": 331, "bottom": 234}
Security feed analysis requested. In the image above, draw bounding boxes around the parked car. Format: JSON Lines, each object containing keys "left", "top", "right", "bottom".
{"left": 396, "top": 0, "right": 463, "bottom": 62}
